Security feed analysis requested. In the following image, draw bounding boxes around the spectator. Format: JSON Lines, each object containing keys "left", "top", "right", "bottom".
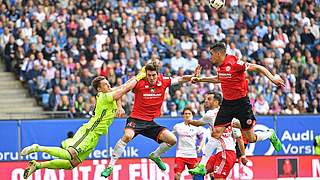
{"left": 58, "top": 95, "right": 71, "bottom": 111}
{"left": 262, "top": 26, "right": 275, "bottom": 47}
{"left": 184, "top": 51, "right": 198, "bottom": 74}
{"left": 36, "top": 70, "right": 50, "bottom": 97}
{"left": 167, "top": 102, "right": 178, "bottom": 117}
{"left": 255, "top": 21, "right": 268, "bottom": 39}
{"left": 307, "top": 99, "right": 320, "bottom": 114}
{"left": 173, "top": 90, "right": 188, "bottom": 113}
{"left": 220, "top": 12, "right": 235, "bottom": 32}
{"left": 75, "top": 95, "right": 85, "bottom": 116}
{"left": 283, "top": 103, "right": 300, "bottom": 115}
{"left": 49, "top": 86, "right": 62, "bottom": 111}
{"left": 170, "top": 50, "right": 186, "bottom": 73}
{"left": 4, "top": 35, "right": 17, "bottom": 72}
{"left": 269, "top": 99, "right": 282, "bottom": 115}
{"left": 300, "top": 26, "right": 315, "bottom": 50}
{"left": 81, "top": 103, "right": 93, "bottom": 118}
{"left": 254, "top": 94, "right": 270, "bottom": 115}
{"left": 26, "top": 63, "right": 42, "bottom": 96}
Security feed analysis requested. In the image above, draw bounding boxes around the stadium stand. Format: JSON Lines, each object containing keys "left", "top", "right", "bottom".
{"left": 0, "top": 0, "right": 319, "bottom": 119}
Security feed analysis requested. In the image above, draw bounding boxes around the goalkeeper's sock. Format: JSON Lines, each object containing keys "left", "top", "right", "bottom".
{"left": 152, "top": 143, "right": 172, "bottom": 158}
{"left": 38, "top": 146, "right": 71, "bottom": 160}
{"left": 37, "top": 159, "right": 73, "bottom": 169}
{"left": 109, "top": 139, "right": 127, "bottom": 166}
{"left": 255, "top": 131, "right": 273, "bottom": 142}
{"left": 199, "top": 138, "right": 219, "bottom": 165}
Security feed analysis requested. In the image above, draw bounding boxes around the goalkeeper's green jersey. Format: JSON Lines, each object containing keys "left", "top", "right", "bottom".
{"left": 83, "top": 92, "right": 116, "bottom": 135}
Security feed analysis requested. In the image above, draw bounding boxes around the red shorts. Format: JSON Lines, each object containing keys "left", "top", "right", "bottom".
{"left": 206, "top": 150, "right": 236, "bottom": 178}
{"left": 174, "top": 157, "right": 199, "bottom": 173}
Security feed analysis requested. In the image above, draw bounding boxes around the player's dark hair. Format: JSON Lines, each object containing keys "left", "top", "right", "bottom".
{"left": 182, "top": 107, "right": 195, "bottom": 116}
{"left": 210, "top": 42, "right": 226, "bottom": 53}
{"left": 145, "top": 61, "right": 160, "bottom": 73}
{"left": 92, "top": 76, "right": 106, "bottom": 91}
{"left": 207, "top": 91, "right": 222, "bottom": 105}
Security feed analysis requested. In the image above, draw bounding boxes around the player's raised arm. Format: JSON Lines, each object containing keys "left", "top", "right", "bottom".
{"left": 111, "top": 67, "right": 146, "bottom": 100}
{"left": 246, "top": 63, "right": 285, "bottom": 87}
{"left": 170, "top": 65, "right": 202, "bottom": 85}
{"left": 187, "top": 115, "right": 210, "bottom": 127}
{"left": 191, "top": 76, "right": 220, "bottom": 83}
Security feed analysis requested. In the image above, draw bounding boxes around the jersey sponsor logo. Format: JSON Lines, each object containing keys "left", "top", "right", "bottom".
{"left": 218, "top": 73, "right": 232, "bottom": 78}
{"left": 127, "top": 122, "right": 136, "bottom": 128}
{"left": 143, "top": 93, "right": 162, "bottom": 97}
{"left": 150, "top": 88, "right": 155, "bottom": 93}
{"left": 145, "top": 85, "right": 149, "bottom": 88}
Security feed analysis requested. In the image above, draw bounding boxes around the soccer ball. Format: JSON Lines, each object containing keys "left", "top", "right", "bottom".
{"left": 209, "top": 0, "right": 225, "bottom": 10}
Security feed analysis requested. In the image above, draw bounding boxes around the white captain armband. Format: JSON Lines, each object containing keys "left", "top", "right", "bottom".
{"left": 232, "top": 128, "right": 242, "bottom": 139}
{"left": 237, "top": 60, "right": 249, "bottom": 70}
{"left": 237, "top": 60, "right": 244, "bottom": 65}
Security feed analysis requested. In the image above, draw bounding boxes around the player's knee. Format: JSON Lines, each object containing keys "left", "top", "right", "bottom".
{"left": 168, "top": 135, "right": 177, "bottom": 146}
{"left": 122, "top": 129, "right": 135, "bottom": 143}
{"left": 247, "top": 136, "right": 256, "bottom": 143}
{"left": 122, "top": 134, "right": 134, "bottom": 143}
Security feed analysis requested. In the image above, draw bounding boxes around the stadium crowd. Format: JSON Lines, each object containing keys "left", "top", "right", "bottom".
{"left": 0, "top": 0, "right": 319, "bottom": 118}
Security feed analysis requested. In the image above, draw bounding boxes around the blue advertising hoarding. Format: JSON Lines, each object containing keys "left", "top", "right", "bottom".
{"left": 0, "top": 121, "right": 19, "bottom": 161}
{"left": 0, "top": 115, "right": 319, "bottom": 161}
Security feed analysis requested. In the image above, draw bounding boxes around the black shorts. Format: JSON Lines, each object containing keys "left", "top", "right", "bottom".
{"left": 125, "top": 117, "right": 167, "bottom": 143}
{"left": 215, "top": 96, "right": 256, "bottom": 130}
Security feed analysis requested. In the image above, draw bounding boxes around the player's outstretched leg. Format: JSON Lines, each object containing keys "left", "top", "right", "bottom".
{"left": 23, "top": 160, "right": 37, "bottom": 179}
{"left": 148, "top": 152, "right": 166, "bottom": 171}
{"left": 268, "top": 129, "right": 282, "bottom": 152}
{"left": 21, "top": 144, "right": 71, "bottom": 160}
{"left": 101, "top": 138, "right": 129, "bottom": 178}
{"left": 148, "top": 130, "right": 176, "bottom": 171}
{"left": 21, "top": 144, "right": 39, "bottom": 156}
{"left": 189, "top": 137, "right": 220, "bottom": 175}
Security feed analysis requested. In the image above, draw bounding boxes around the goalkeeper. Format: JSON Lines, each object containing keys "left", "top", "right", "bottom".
{"left": 20, "top": 68, "right": 146, "bottom": 179}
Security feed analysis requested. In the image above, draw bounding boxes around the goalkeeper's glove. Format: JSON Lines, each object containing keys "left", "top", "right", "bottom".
{"left": 135, "top": 66, "right": 146, "bottom": 81}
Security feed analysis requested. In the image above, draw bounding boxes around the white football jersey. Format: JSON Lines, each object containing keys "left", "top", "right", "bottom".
{"left": 216, "top": 126, "right": 238, "bottom": 153}
{"left": 200, "top": 108, "right": 219, "bottom": 131}
{"left": 173, "top": 122, "right": 204, "bottom": 158}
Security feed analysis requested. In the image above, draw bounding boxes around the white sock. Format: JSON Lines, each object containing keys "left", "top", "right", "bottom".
{"left": 152, "top": 143, "right": 172, "bottom": 158}
{"left": 255, "top": 131, "right": 273, "bottom": 142}
{"left": 109, "top": 139, "right": 127, "bottom": 166}
{"left": 200, "top": 138, "right": 220, "bottom": 165}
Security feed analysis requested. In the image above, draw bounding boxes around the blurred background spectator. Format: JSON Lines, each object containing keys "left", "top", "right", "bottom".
{"left": 0, "top": 0, "right": 319, "bottom": 117}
